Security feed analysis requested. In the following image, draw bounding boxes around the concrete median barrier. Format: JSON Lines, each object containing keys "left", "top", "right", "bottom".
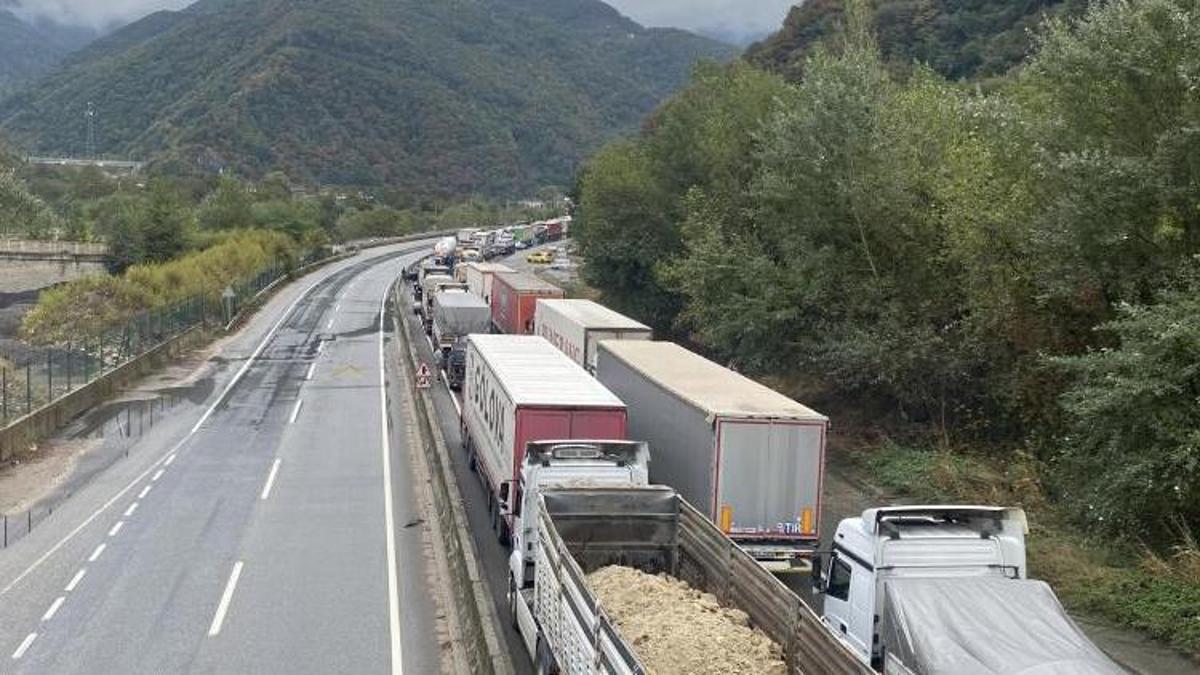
{"left": 392, "top": 282, "right": 514, "bottom": 675}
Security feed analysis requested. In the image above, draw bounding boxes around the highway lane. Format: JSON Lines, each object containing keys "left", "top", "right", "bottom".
{"left": 0, "top": 243, "right": 443, "bottom": 674}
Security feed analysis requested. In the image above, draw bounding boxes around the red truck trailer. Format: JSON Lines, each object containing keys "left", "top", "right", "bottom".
{"left": 490, "top": 271, "right": 563, "bottom": 335}
{"left": 462, "top": 335, "right": 627, "bottom": 541}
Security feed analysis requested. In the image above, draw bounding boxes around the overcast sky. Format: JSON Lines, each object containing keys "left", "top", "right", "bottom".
{"left": 9, "top": 0, "right": 796, "bottom": 42}
{"left": 607, "top": 0, "right": 796, "bottom": 43}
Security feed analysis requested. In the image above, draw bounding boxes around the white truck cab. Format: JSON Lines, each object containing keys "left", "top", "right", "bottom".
{"left": 814, "top": 506, "right": 1121, "bottom": 674}
{"left": 509, "top": 440, "right": 650, "bottom": 592}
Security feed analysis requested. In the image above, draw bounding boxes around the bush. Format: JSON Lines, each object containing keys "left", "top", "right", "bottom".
{"left": 23, "top": 229, "right": 298, "bottom": 344}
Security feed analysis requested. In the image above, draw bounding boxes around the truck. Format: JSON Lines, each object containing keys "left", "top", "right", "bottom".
{"left": 534, "top": 299, "right": 651, "bottom": 373}
{"left": 490, "top": 271, "right": 563, "bottom": 335}
{"left": 421, "top": 275, "right": 466, "bottom": 333}
{"left": 814, "top": 506, "right": 1123, "bottom": 675}
{"left": 460, "top": 262, "right": 514, "bottom": 307}
{"left": 432, "top": 290, "right": 491, "bottom": 357}
{"left": 508, "top": 481, "right": 873, "bottom": 675}
{"left": 461, "top": 335, "right": 627, "bottom": 542}
{"left": 457, "top": 228, "right": 480, "bottom": 246}
{"left": 544, "top": 218, "right": 565, "bottom": 241}
{"left": 596, "top": 340, "right": 827, "bottom": 569}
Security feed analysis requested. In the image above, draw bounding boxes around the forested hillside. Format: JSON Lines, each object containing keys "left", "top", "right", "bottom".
{"left": 0, "top": 8, "right": 95, "bottom": 97}
{"left": 748, "top": 0, "right": 1086, "bottom": 80}
{"left": 576, "top": 0, "right": 1200, "bottom": 653}
{"left": 0, "top": 0, "right": 733, "bottom": 196}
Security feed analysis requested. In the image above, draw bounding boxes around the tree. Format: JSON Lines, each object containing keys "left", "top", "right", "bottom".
{"left": 1054, "top": 272, "right": 1200, "bottom": 542}
{"left": 336, "top": 206, "right": 417, "bottom": 240}
{"left": 140, "top": 180, "right": 193, "bottom": 263}
{"left": 197, "top": 175, "right": 254, "bottom": 230}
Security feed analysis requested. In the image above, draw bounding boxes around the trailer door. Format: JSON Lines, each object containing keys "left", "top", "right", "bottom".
{"left": 716, "top": 420, "right": 823, "bottom": 539}
{"left": 515, "top": 410, "right": 572, "bottom": 479}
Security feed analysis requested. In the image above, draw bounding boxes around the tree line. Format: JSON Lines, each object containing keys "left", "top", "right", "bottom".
{"left": 575, "top": 0, "right": 1200, "bottom": 546}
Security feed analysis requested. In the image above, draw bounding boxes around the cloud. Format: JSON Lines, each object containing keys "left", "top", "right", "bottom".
{"left": 10, "top": 0, "right": 193, "bottom": 30}
{"left": 8, "top": 0, "right": 795, "bottom": 42}
{"left": 605, "top": 0, "right": 796, "bottom": 43}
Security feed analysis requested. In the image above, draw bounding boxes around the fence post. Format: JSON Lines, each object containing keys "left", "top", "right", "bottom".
{"left": 47, "top": 349, "right": 53, "bottom": 400}
{"left": 2, "top": 367, "right": 7, "bottom": 423}
{"left": 25, "top": 363, "right": 31, "bottom": 414}
{"left": 66, "top": 342, "right": 72, "bottom": 391}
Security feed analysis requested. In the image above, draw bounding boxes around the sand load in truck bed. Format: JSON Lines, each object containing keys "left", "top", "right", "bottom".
{"left": 588, "top": 565, "right": 787, "bottom": 675}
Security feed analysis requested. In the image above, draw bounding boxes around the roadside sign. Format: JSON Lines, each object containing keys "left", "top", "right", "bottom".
{"left": 222, "top": 285, "right": 236, "bottom": 300}
{"left": 416, "top": 363, "right": 432, "bottom": 389}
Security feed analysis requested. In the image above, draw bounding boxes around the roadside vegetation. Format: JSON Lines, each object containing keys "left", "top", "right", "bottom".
{"left": 575, "top": 0, "right": 1200, "bottom": 654}
{"left": 3, "top": 156, "right": 566, "bottom": 345}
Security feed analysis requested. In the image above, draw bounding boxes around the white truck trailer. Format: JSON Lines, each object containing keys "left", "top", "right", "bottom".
{"left": 460, "top": 261, "right": 514, "bottom": 307}
{"left": 596, "top": 340, "right": 827, "bottom": 569}
{"left": 534, "top": 299, "right": 651, "bottom": 373}
{"left": 815, "top": 506, "right": 1123, "bottom": 674}
{"left": 508, "top": 474, "right": 872, "bottom": 675}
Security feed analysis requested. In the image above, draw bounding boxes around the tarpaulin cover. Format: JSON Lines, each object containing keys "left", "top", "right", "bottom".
{"left": 881, "top": 577, "right": 1124, "bottom": 675}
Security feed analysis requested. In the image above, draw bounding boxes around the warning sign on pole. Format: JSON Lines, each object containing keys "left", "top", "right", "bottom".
{"left": 416, "top": 363, "right": 432, "bottom": 389}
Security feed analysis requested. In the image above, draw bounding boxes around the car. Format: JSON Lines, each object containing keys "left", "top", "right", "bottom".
{"left": 527, "top": 250, "right": 554, "bottom": 264}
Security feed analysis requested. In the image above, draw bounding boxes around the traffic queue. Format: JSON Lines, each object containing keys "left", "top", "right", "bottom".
{"left": 402, "top": 237, "right": 1123, "bottom": 675}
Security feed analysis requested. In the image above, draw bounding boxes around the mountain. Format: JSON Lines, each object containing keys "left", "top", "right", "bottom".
{"left": 0, "top": 0, "right": 734, "bottom": 195}
{"left": 0, "top": 9, "right": 96, "bottom": 96}
{"left": 747, "top": 0, "right": 1086, "bottom": 81}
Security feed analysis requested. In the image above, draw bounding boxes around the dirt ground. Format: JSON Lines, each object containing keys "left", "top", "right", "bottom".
{"left": 589, "top": 565, "right": 787, "bottom": 675}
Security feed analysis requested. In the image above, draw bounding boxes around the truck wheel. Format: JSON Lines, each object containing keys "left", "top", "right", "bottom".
{"left": 508, "top": 576, "right": 519, "bottom": 629}
{"left": 535, "top": 640, "right": 557, "bottom": 675}
{"left": 498, "top": 518, "right": 511, "bottom": 547}
{"left": 468, "top": 451, "right": 477, "bottom": 473}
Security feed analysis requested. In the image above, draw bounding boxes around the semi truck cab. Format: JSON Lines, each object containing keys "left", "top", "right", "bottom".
{"left": 508, "top": 440, "right": 649, "bottom": 592}
{"left": 814, "top": 506, "right": 1120, "bottom": 674}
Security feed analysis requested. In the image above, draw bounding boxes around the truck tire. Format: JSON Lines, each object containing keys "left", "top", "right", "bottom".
{"left": 535, "top": 640, "right": 557, "bottom": 675}
{"left": 508, "top": 576, "right": 519, "bottom": 629}
{"left": 468, "top": 450, "right": 477, "bottom": 473}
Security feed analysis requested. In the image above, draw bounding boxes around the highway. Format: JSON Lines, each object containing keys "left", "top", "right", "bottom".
{"left": 0, "top": 243, "right": 443, "bottom": 674}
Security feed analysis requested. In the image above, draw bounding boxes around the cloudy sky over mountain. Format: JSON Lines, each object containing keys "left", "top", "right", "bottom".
{"left": 8, "top": 0, "right": 795, "bottom": 42}
{"left": 607, "top": 0, "right": 795, "bottom": 43}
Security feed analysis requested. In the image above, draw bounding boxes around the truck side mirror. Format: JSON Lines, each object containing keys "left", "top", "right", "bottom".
{"left": 810, "top": 554, "right": 825, "bottom": 592}
{"left": 499, "top": 481, "right": 512, "bottom": 514}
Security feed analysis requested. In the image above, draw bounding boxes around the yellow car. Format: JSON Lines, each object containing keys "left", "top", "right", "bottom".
{"left": 526, "top": 250, "right": 554, "bottom": 264}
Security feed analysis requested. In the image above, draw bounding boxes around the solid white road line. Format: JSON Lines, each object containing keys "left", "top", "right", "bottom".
{"left": 107, "top": 522, "right": 123, "bottom": 537}
{"left": 64, "top": 569, "right": 86, "bottom": 592}
{"left": 260, "top": 459, "right": 282, "bottom": 501}
{"left": 11, "top": 633, "right": 36, "bottom": 659}
{"left": 0, "top": 245, "right": 428, "bottom": 600}
{"left": 87, "top": 543, "right": 106, "bottom": 562}
{"left": 138, "top": 485, "right": 152, "bottom": 500}
{"left": 207, "top": 561, "right": 244, "bottom": 637}
{"left": 289, "top": 399, "right": 303, "bottom": 424}
{"left": 41, "top": 597, "right": 65, "bottom": 622}
{"left": 378, "top": 285, "right": 404, "bottom": 675}
{"left": 306, "top": 363, "right": 316, "bottom": 381}
{"left": 152, "top": 469, "right": 165, "bottom": 482}
{"left": 123, "top": 502, "right": 138, "bottom": 517}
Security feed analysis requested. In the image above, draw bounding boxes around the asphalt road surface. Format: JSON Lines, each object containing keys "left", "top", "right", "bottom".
{"left": 0, "top": 242, "right": 443, "bottom": 674}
